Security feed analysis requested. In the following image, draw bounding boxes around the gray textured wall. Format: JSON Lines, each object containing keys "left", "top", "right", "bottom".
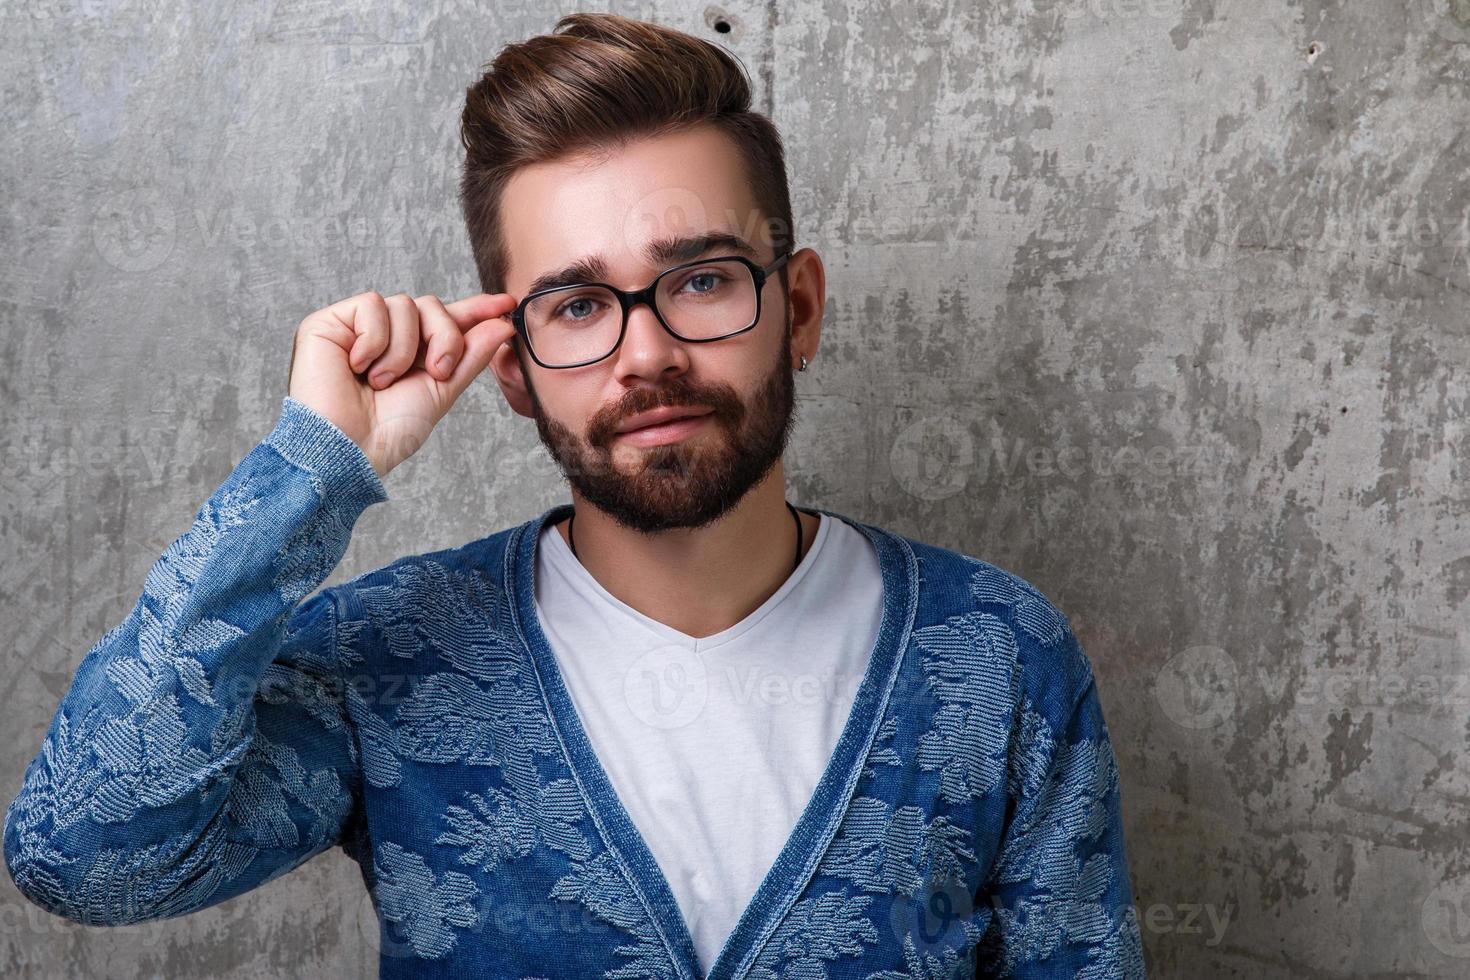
{"left": 3, "top": 1, "right": 1467, "bottom": 977}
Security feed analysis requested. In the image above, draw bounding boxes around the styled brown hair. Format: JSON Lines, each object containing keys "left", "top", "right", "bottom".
{"left": 458, "top": 12, "right": 794, "bottom": 315}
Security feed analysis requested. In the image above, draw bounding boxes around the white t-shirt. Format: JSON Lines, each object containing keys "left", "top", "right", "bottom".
{"left": 533, "top": 511, "right": 885, "bottom": 974}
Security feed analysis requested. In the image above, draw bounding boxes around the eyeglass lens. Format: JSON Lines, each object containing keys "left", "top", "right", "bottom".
{"left": 524, "top": 258, "right": 760, "bottom": 367}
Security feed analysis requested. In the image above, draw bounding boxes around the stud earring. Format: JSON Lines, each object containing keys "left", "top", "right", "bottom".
{"left": 797, "top": 355, "right": 809, "bottom": 372}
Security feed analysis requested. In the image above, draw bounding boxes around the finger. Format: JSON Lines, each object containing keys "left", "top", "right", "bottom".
{"left": 442, "top": 292, "right": 520, "bottom": 329}
{"left": 413, "top": 295, "right": 466, "bottom": 381}
{"left": 442, "top": 315, "right": 520, "bottom": 404}
{"left": 366, "top": 293, "right": 421, "bottom": 389}
{"left": 329, "top": 291, "right": 391, "bottom": 374}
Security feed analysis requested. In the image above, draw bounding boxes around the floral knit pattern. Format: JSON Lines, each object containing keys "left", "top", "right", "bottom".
{"left": 744, "top": 557, "right": 1143, "bottom": 980}
{"left": 2, "top": 397, "right": 1145, "bottom": 979}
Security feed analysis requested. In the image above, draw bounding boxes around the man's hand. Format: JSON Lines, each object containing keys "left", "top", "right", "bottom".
{"left": 287, "top": 291, "right": 519, "bottom": 478}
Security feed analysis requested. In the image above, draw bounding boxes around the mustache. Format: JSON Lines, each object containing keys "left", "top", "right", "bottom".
{"left": 590, "top": 384, "right": 742, "bottom": 445}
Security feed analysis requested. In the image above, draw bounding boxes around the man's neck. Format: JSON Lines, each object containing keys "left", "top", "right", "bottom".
{"left": 554, "top": 471, "right": 819, "bottom": 639}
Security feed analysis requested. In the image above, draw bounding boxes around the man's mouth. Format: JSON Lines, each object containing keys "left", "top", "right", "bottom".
{"left": 614, "top": 411, "right": 713, "bottom": 446}
{"left": 615, "top": 406, "right": 713, "bottom": 434}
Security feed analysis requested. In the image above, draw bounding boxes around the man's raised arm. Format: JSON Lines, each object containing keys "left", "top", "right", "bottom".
{"left": 2, "top": 290, "right": 518, "bottom": 924}
{"left": 3, "top": 399, "right": 385, "bottom": 923}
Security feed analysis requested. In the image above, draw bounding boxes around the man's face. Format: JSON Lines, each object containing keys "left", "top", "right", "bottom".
{"left": 496, "top": 124, "right": 798, "bottom": 534}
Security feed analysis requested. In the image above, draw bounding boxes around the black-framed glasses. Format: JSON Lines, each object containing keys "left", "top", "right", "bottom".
{"left": 510, "top": 251, "right": 792, "bottom": 369}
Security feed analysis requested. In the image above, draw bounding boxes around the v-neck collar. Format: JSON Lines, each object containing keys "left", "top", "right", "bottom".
{"left": 504, "top": 501, "right": 919, "bottom": 980}
{"left": 536, "top": 506, "right": 835, "bottom": 651}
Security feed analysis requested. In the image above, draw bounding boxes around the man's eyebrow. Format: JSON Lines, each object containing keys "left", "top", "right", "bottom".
{"left": 525, "top": 231, "right": 759, "bottom": 296}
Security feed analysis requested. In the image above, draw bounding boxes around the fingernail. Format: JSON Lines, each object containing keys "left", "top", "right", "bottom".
{"left": 437, "top": 354, "right": 455, "bottom": 374}
{"left": 371, "top": 370, "right": 395, "bottom": 387}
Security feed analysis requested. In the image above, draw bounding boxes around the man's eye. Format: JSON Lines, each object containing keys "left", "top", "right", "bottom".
{"left": 554, "top": 295, "right": 603, "bottom": 321}
{"left": 678, "top": 271, "right": 729, "bottom": 294}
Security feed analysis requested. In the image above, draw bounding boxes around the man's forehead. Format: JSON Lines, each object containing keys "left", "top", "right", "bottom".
{"left": 498, "top": 129, "right": 765, "bottom": 292}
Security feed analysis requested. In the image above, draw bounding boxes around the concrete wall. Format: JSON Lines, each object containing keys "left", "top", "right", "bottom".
{"left": 3, "top": 1, "right": 1467, "bottom": 976}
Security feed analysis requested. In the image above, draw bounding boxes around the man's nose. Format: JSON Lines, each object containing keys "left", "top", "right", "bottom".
{"left": 612, "top": 301, "right": 689, "bottom": 380}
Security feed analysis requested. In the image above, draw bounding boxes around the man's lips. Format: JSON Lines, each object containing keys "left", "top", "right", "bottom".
{"left": 613, "top": 412, "right": 713, "bottom": 446}
{"left": 615, "top": 406, "right": 714, "bottom": 433}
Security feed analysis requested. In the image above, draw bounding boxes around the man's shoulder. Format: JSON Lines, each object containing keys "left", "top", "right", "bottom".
{"left": 323, "top": 512, "right": 535, "bottom": 599}
{"left": 874, "top": 524, "right": 1097, "bottom": 716}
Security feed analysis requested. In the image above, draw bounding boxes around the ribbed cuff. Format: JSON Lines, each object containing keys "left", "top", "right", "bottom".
{"left": 264, "top": 396, "right": 389, "bottom": 511}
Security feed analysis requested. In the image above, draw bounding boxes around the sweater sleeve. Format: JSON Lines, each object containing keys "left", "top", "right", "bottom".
{"left": 1, "top": 396, "right": 387, "bottom": 925}
{"left": 975, "top": 659, "right": 1148, "bottom": 978}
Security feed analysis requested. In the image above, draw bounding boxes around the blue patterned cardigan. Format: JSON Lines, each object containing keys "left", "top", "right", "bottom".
{"left": 3, "top": 397, "right": 1146, "bottom": 979}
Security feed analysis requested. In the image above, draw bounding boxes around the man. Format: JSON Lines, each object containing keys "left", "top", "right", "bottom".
{"left": 3, "top": 12, "right": 1145, "bottom": 979}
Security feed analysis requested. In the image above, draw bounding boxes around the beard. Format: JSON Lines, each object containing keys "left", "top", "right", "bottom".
{"left": 523, "top": 318, "right": 798, "bottom": 535}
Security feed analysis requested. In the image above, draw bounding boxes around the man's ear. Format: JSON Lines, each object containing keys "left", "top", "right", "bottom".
{"left": 490, "top": 333, "right": 537, "bottom": 419}
{"left": 786, "top": 247, "right": 825, "bottom": 361}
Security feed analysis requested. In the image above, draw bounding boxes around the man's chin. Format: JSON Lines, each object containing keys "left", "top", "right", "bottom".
{"left": 622, "top": 446, "right": 728, "bottom": 485}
